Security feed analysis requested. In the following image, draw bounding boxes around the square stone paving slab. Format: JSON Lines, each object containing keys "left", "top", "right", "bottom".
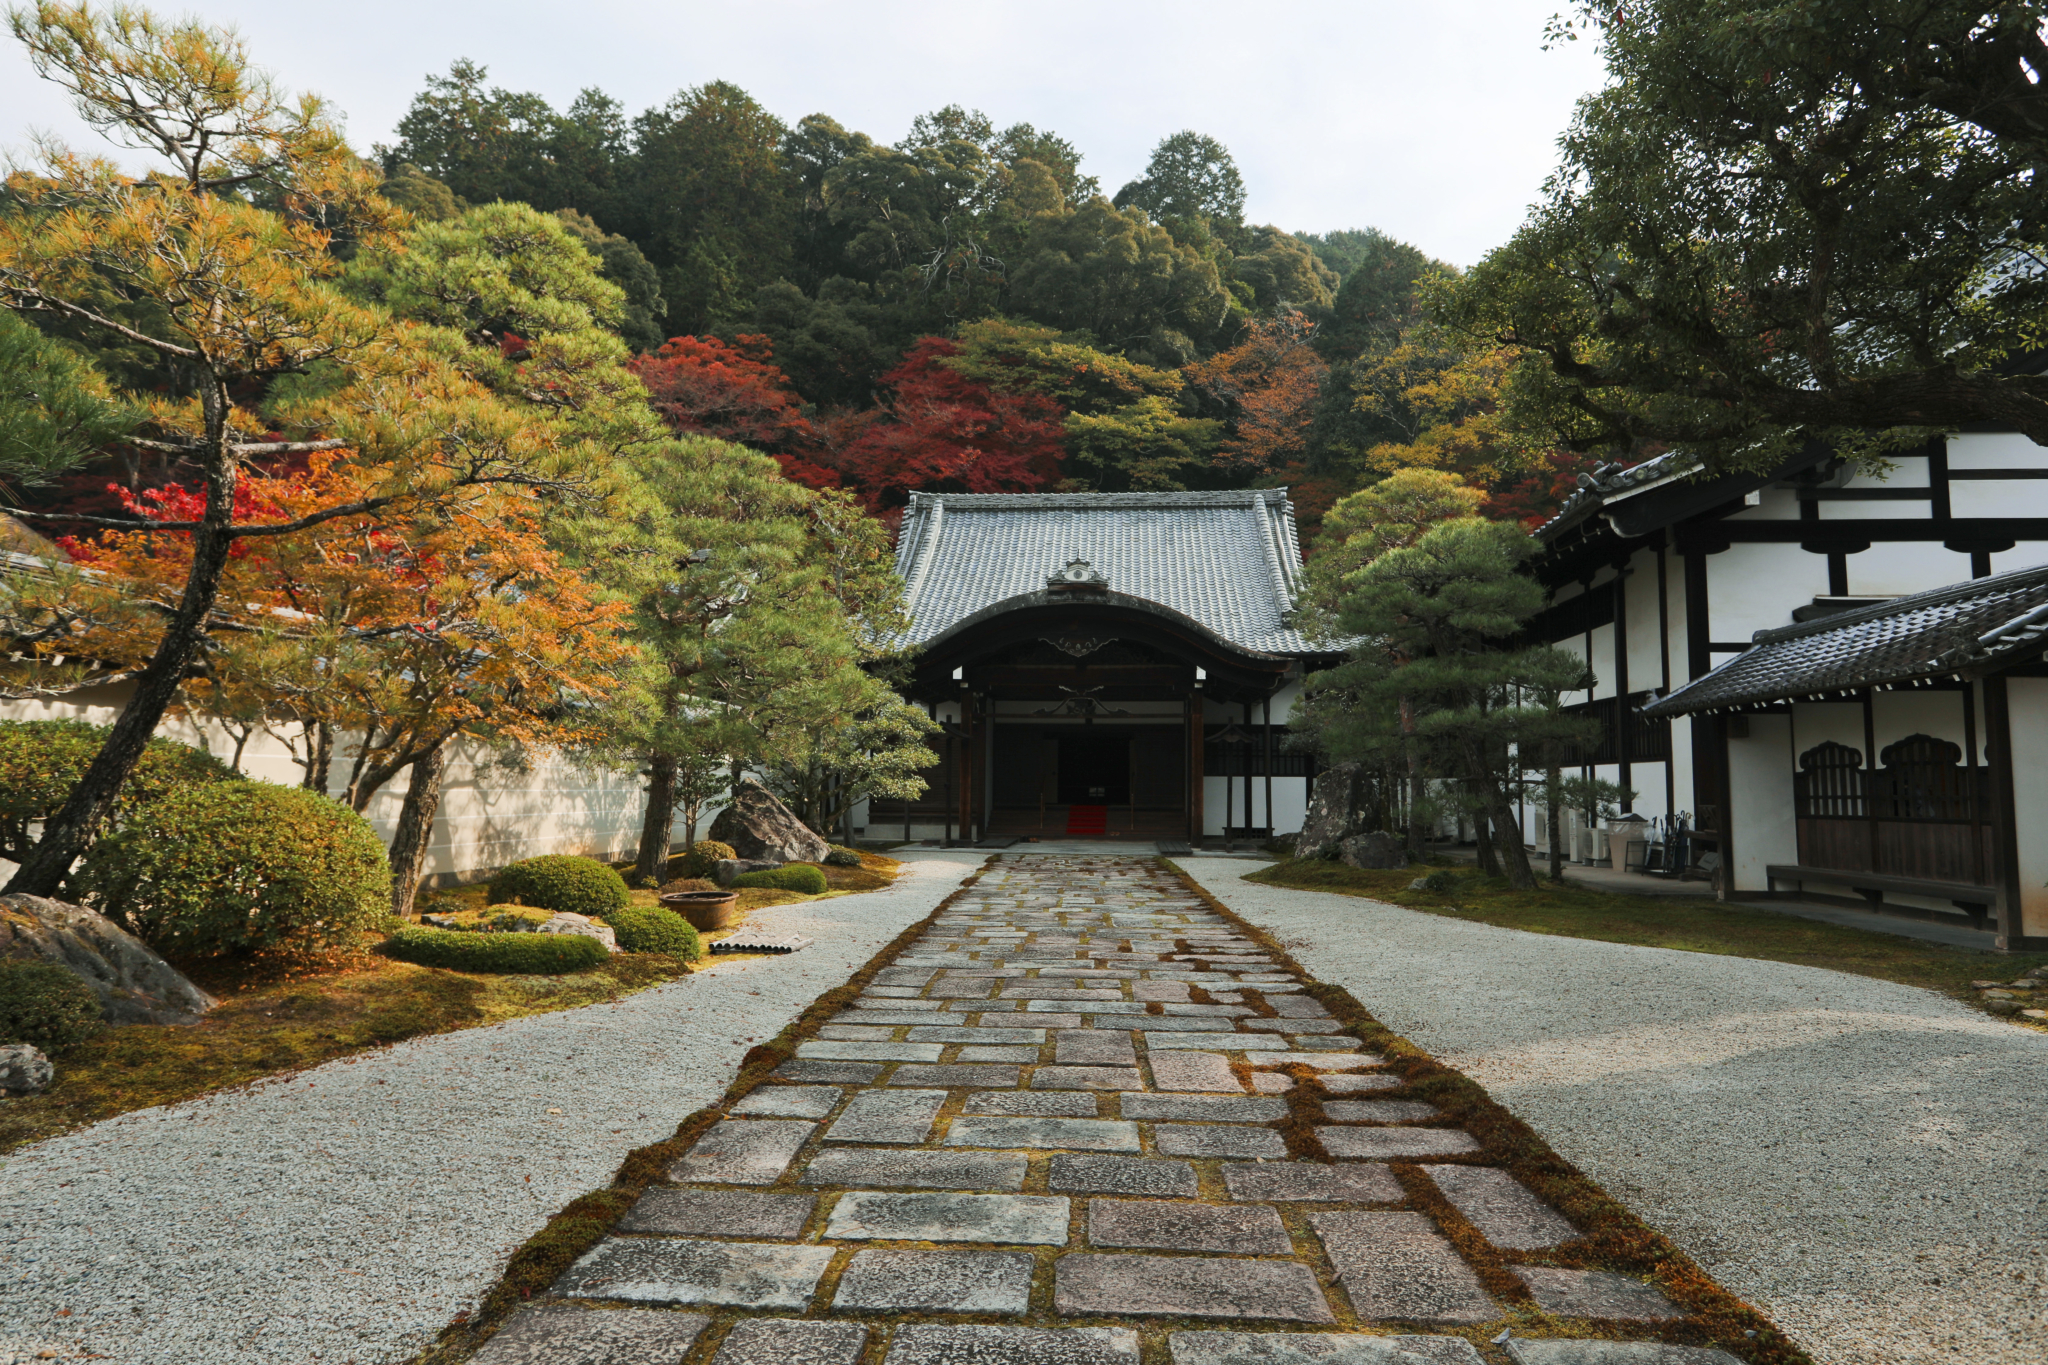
{"left": 1054, "top": 1253, "right": 1335, "bottom": 1323}
{"left": 1309, "top": 1211, "right": 1497, "bottom": 1324}
{"left": 958, "top": 1044, "right": 1042, "bottom": 1062}
{"left": 967, "top": 1090, "right": 1098, "bottom": 1117}
{"left": 1221, "top": 1163, "right": 1404, "bottom": 1204}
{"left": 776, "top": 1060, "right": 884, "bottom": 1084}
{"left": 1270, "top": 996, "right": 1333, "bottom": 1018}
{"left": 1512, "top": 1268, "right": 1683, "bottom": 1321}
{"left": 1242, "top": 1018, "right": 1347, "bottom": 1033}
{"left": 1319, "top": 1074, "right": 1403, "bottom": 1094}
{"left": 1153, "top": 1124, "right": 1289, "bottom": 1158}
{"left": 884, "top": 1324, "right": 1140, "bottom": 1365}
{"left": 619, "top": 1189, "right": 816, "bottom": 1239}
{"left": 1088, "top": 1197, "right": 1293, "bottom": 1254}
{"left": 1246, "top": 1053, "right": 1377, "bottom": 1070}
{"left": 1167, "top": 1331, "right": 1483, "bottom": 1363}
{"left": 801, "top": 1147, "right": 1027, "bottom": 1191}
{"left": 1032, "top": 1065, "right": 1148, "bottom": 1090}
{"left": 1317, "top": 1129, "right": 1481, "bottom": 1160}
{"left": 825, "top": 1089, "right": 947, "bottom": 1145}
{"left": 1119, "top": 1093, "right": 1287, "bottom": 1122}
{"left": 1324, "top": 1101, "right": 1441, "bottom": 1123}
{"left": 889, "top": 1064, "right": 1022, "bottom": 1088}
{"left": 470, "top": 1305, "right": 709, "bottom": 1364}
{"left": 977, "top": 1011, "right": 1084, "bottom": 1028}
{"left": 730, "top": 1086, "right": 842, "bottom": 1119}
{"left": 833, "top": 1248, "right": 1035, "bottom": 1313}
{"left": 946, "top": 1115, "right": 1142, "bottom": 1152}
{"left": 1150, "top": 1052, "right": 1244, "bottom": 1092}
{"left": 1503, "top": 1344, "right": 1740, "bottom": 1365}
{"left": 1142, "top": 1031, "right": 1256, "bottom": 1050}
{"left": 1057, "top": 1030, "right": 1140, "bottom": 1064}
{"left": 555, "top": 1238, "right": 835, "bottom": 1309}
{"left": 797, "top": 1041, "right": 945, "bottom": 1063}
{"left": 908, "top": 1026, "right": 1047, "bottom": 1043}
{"left": 818, "top": 1025, "right": 898, "bottom": 1041}
{"left": 668, "top": 1120, "right": 815, "bottom": 1185}
{"left": 710, "top": 1318, "right": 867, "bottom": 1365}
{"left": 825, "top": 1191, "right": 1070, "bottom": 1244}
{"left": 1421, "top": 1165, "right": 1577, "bottom": 1249}
{"left": 1047, "top": 1154, "right": 1200, "bottom": 1197}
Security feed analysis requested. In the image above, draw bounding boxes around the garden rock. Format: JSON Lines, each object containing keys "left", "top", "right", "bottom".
{"left": 1337, "top": 831, "right": 1408, "bottom": 870}
{"left": 714, "top": 858, "right": 782, "bottom": 888}
{"left": 1296, "top": 762, "right": 1373, "bottom": 860}
{"left": 0, "top": 894, "right": 215, "bottom": 1025}
{"left": 708, "top": 776, "right": 830, "bottom": 863}
{"left": 825, "top": 848, "right": 862, "bottom": 867}
{"left": 536, "top": 912, "right": 618, "bottom": 953}
{"left": 0, "top": 1043, "right": 52, "bottom": 1095}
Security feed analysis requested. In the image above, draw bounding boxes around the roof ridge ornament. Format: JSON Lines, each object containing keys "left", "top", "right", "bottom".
{"left": 1047, "top": 559, "right": 1108, "bottom": 592}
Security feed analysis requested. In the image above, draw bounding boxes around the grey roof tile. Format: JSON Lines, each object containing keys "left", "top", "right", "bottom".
{"left": 1644, "top": 562, "right": 2048, "bottom": 715}
{"left": 893, "top": 490, "right": 1319, "bottom": 656}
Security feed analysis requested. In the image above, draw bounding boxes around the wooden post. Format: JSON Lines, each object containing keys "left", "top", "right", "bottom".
{"left": 1984, "top": 673, "right": 2027, "bottom": 949}
{"left": 1190, "top": 685, "right": 1205, "bottom": 844}
{"left": 1263, "top": 696, "right": 1275, "bottom": 844}
{"left": 958, "top": 691, "right": 975, "bottom": 843}
{"left": 1862, "top": 689, "right": 1882, "bottom": 880}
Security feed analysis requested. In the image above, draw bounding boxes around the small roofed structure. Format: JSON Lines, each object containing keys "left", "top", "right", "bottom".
{"left": 876, "top": 490, "right": 1339, "bottom": 847}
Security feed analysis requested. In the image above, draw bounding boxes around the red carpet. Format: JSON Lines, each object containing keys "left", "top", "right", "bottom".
{"left": 1064, "top": 804, "right": 1108, "bottom": 835}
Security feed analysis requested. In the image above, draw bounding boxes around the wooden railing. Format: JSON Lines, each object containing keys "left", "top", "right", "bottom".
{"left": 1792, "top": 735, "right": 1994, "bottom": 887}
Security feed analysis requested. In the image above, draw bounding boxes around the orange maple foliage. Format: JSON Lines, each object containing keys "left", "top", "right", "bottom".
{"left": 56, "top": 452, "right": 631, "bottom": 807}
{"left": 1184, "top": 312, "right": 1329, "bottom": 480}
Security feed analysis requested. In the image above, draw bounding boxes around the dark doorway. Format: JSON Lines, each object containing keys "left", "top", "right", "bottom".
{"left": 1057, "top": 736, "right": 1131, "bottom": 804}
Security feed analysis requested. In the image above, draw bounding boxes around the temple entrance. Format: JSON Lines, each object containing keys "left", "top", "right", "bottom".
{"left": 1056, "top": 735, "right": 1131, "bottom": 805}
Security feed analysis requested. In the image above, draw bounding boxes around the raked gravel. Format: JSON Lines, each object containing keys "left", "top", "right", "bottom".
{"left": 1180, "top": 856, "right": 2048, "bottom": 1365}
{"left": 0, "top": 850, "right": 984, "bottom": 1365}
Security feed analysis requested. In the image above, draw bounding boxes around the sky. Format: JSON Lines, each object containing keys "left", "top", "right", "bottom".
{"left": 0, "top": 1, "right": 1609, "bottom": 267}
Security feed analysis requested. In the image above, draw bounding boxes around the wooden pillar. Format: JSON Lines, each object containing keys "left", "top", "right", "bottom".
{"left": 958, "top": 691, "right": 976, "bottom": 843}
{"left": 1189, "top": 682, "right": 1205, "bottom": 843}
{"left": 1862, "top": 689, "right": 1881, "bottom": 881}
{"left": 1613, "top": 566, "right": 1632, "bottom": 811}
{"left": 1984, "top": 673, "right": 2027, "bottom": 949}
{"left": 1963, "top": 681, "right": 1984, "bottom": 887}
{"left": 1263, "top": 696, "right": 1275, "bottom": 843}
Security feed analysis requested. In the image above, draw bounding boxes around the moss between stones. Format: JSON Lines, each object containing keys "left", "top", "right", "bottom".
{"left": 1161, "top": 856, "right": 1811, "bottom": 1364}
{"left": 413, "top": 857, "right": 996, "bottom": 1365}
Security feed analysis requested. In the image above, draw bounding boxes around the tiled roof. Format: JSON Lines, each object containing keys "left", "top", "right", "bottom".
{"left": 1643, "top": 563, "right": 2048, "bottom": 716}
{"left": 892, "top": 489, "right": 1319, "bottom": 656}
{"left": 1533, "top": 452, "right": 1697, "bottom": 541}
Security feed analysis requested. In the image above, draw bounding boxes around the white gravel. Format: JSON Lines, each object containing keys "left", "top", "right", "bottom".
{"left": 0, "top": 851, "right": 983, "bottom": 1365}
{"left": 1180, "top": 857, "right": 2048, "bottom": 1365}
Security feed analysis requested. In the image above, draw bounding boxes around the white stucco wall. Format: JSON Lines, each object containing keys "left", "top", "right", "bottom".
{"left": 1726, "top": 714, "right": 1799, "bottom": 892}
{"left": 2004, "top": 678, "right": 2048, "bottom": 939}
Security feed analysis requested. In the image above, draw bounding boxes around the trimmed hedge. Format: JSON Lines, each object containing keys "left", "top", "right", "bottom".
{"left": 733, "top": 864, "right": 827, "bottom": 895}
{"left": 0, "top": 719, "right": 232, "bottom": 864}
{"left": 385, "top": 926, "right": 608, "bottom": 974}
{"left": 74, "top": 780, "right": 390, "bottom": 957}
{"left": 0, "top": 960, "right": 103, "bottom": 1052}
{"left": 673, "top": 841, "right": 736, "bottom": 880}
{"left": 487, "top": 856, "right": 630, "bottom": 917}
{"left": 602, "top": 906, "right": 702, "bottom": 960}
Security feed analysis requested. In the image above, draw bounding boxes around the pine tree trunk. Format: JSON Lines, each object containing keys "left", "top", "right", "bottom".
{"left": 304, "top": 721, "right": 333, "bottom": 795}
{"left": 388, "top": 740, "right": 449, "bottom": 918}
{"left": 4, "top": 383, "right": 240, "bottom": 897}
{"left": 1546, "top": 766, "right": 1565, "bottom": 882}
{"left": 637, "top": 752, "right": 678, "bottom": 884}
{"left": 1473, "top": 810, "right": 1501, "bottom": 876}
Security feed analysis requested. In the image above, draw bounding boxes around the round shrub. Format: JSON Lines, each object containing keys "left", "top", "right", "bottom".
{"left": 487, "top": 855, "right": 629, "bottom": 917}
{"left": 603, "top": 906, "right": 702, "bottom": 960}
{"left": 74, "top": 781, "right": 389, "bottom": 957}
{"left": 673, "top": 841, "right": 737, "bottom": 880}
{"left": 733, "top": 864, "right": 828, "bottom": 895}
{"left": 823, "top": 846, "right": 862, "bottom": 867}
{"left": 0, "top": 961, "right": 103, "bottom": 1051}
{"left": 0, "top": 719, "right": 232, "bottom": 863}
{"left": 385, "top": 926, "right": 607, "bottom": 974}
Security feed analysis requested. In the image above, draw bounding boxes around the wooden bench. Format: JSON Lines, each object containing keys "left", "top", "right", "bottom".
{"left": 1764, "top": 863, "right": 2000, "bottom": 931}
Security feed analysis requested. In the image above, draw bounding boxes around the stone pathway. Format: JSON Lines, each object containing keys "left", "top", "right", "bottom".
{"left": 477, "top": 856, "right": 1751, "bottom": 1365}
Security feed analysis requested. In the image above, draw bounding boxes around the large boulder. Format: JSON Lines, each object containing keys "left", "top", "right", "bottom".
{"left": 1297, "top": 762, "right": 1376, "bottom": 860}
{"left": 0, "top": 894, "right": 215, "bottom": 1025}
{"left": 0, "top": 1044, "right": 52, "bottom": 1095}
{"left": 1337, "top": 831, "right": 1409, "bottom": 870}
{"left": 712, "top": 858, "right": 781, "bottom": 888}
{"left": 708, "top": 777, "right": 830, "bottom": 863}
{"left": 536, "top": 912, "right": 618, "bottom": 953}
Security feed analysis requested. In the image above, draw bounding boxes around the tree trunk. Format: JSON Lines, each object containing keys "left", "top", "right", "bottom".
{"left": 305, "top": 721, "right": 333, "bottom": 795}
{"left": 1401, "top": 699, "right": 1426, "bottom": 858}
{"left": 636, "top": 752, "right": 678, "bottom": 885}
{"left": 1546, "top": 766, "right": 1565, "bottom": 882}
{"left": 388, "top": 740, "right": 449, "bottom": 918}
{"left": 4, "top": 383, "right": 240, "bottom": 897}
{"left": 1473, "top": 809, "right": 1500, "bottom": 876}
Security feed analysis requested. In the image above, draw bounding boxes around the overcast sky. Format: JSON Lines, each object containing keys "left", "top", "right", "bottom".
{"left": 0, "top": 1, "right": 1608, "bottom": 266}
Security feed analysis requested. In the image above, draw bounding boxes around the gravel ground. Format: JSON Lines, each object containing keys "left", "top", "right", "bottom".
{"left": 1180, "top": 857, "right": 2048, "bottom": 1365}
{"left": 0, "top": 851, "right": 983, "bottom": 1365}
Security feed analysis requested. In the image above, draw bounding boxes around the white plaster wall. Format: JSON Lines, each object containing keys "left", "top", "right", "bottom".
{"left": 1989, "top": 543, "right": 2048, "bottom": 576}
{"left": 1726, "top": 714, "right": 1799, "bottom": 892}
{"left": 1724, "top": 486, "right": 1803, "bottom": 519}
{"left": 1707, "top": 544, "right": 1828, "bottom": 641}
{"left": 1202, "top": 774, "right": 1308, "bottom": 836}
{"left": 1, "top": 688, "right": 689, "bottom": 883}
{"left": 1670, "top": 714, "right": 1698, "bottom": 817}
{"left": 1846, "top": 542, "right": 1973, "bottom": 597}
{"left": 1791, "top": 702, "right": 1865, "bottom": 762}
{"left": 1623, "top": 551, "right": 1666, "bottom": 693}
{"left": 2004, "top": 678, "right": 2048, "bottom": 939}
{"left": 1953, "top": 481, "right": 2048, "bottom": 519}
{"left": 1947, "top": 431, "right": 2048, "bottom": 470}
{"left": 1588, "top": 621, "right": 1617, "bottom": 700}
{"left": 1869, "top": 690, "right": 1966, "bottom": 755}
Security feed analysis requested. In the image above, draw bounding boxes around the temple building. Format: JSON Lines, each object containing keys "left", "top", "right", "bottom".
{"left": 857, "top": 490, "right": 1338, "bottom": 847}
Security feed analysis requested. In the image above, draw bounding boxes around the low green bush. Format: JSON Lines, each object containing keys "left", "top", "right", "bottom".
{"left": 384, "top": 926, "right": 608, "bottom": 974}
{"left": 733, "top": 864, "right": 828, "bottom": 895}
{"left": 602, "top": 906, "right": 702, "bottom": 960}
{"left": 0, "top": 719, "right": 233, "bottom": 865}
{"left": 74, "top": 781, "right": 390, "bottom": 957}
{"left": 673, "top": 840, "right": 737, "bottom": 880}
{"left": 823, "top": 846, "right": 862, "bottom": 867}
{"left": 0, "top": 961, "right": 104, "bottom": 1052}
{"left": 487, "top": 856, "right": 629, "bottom": 917}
